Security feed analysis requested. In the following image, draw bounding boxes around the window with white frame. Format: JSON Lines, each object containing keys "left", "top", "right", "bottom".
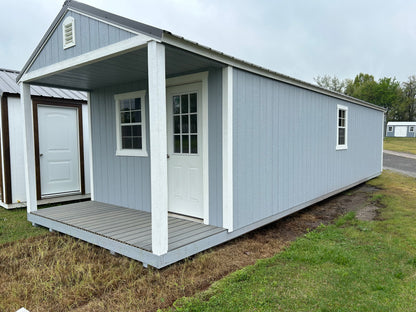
{"left": 336, "top": 105, "right": 348, "bottom": 150}
{"left": 63, "top": 16, "right": 75, "bottom": 49}
{"left": 388, "top": 126, "right": 393, "bottom": 132}
{"left": 115, "top": 90, "right": 147, "bottom": 157}
{"left": 410, "top": 126, "right": 415, "bottom": 132}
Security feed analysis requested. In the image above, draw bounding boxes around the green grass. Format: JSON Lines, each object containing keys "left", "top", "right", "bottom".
{"left": 172, "top": 171, "right": 416, "bottom": 311}
{"left": 0, "top": 207, "right": 47, "bottom": 244}
{"left": 384, "top": 137, "right": 416, "bottom": 154}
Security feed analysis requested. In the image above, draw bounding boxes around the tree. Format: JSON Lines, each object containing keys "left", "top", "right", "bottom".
{"left": 314, "top": 75, "right": 346, "bottom": 93}
{"left": 402, "top": 76, "right": 416, "bottom": 121}
{"left": 344, "top": 73, "right": 378, "bottom": 104}
{"left": 344, "top": 74, "right": 402, "bottom": 121}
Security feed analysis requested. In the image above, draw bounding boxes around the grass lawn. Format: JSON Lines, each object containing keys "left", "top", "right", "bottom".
{"left": 172, "top": 171, "right": 416, "bottom": 311}
{"left": 0, "top": 207, "right": 47, "bottom": 244}
{"left": 384, "top": 137, "right": 416, "bottom": 154}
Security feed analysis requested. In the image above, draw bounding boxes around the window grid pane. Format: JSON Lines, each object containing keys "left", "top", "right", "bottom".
{"left": 172, "top": 93, "right": 198, "bottom": 154}
{"left": 120, "top": 97, "right": 142, "bottom": 150}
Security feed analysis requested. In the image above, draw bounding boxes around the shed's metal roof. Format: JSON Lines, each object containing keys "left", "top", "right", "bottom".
{"left": 17, "top": 0, "right": 384, "bottom": 112}
{"left": 1, "top": 68, "right": 86, "bottom": 100}
{"left": 387, "top": 121, "right": 416, "bottom": 126}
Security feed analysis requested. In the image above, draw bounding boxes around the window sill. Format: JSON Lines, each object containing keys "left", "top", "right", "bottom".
{"left": 336, "top": 145, "right": 348, "bottom": 151}
{"left": 116, "top": 149, "right": 148, "bottom": 157}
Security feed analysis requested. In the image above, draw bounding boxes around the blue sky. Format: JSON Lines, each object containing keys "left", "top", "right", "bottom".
{"left": 1, "top": 0, "right": 415, "bottom": 84}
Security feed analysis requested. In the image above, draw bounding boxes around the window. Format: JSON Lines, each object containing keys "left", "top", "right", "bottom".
{"left": 172, "top": 92, "right": 198, "bottom": 154}
{"left": 336, "top": 105, "right": 348, "bottom": 150}
{"left": 388, "top": 126, "right": 393, "bottom": 132}
{"left": 63, "top": 16, "right": 75, "bottom": 49}
{"left": 410, "top": 126, "right": 415, "bottom": 132}
{"left": 115, "top": 90, "right": 147, "bottom": 157}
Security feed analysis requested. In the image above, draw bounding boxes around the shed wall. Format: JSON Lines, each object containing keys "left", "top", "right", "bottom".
{"left": 29, "top": 11, "right": 136, "bottom": 72}
{"left": 386, "top": 125, "right": 416, "bottom": 137}
{"left": 90, "top": 80, "right": 151, "bottom": 211}
{"left": 6, "top": 97, "right": 91, "bottom": 204}
{"left": 8, "top": 97, "right": 26, "bottom": 203}
{"left": 232, "top": 68, "right": 383, "bottom": 230}
{"left": 90, "top": 69, "right": 224, "bottom": 222}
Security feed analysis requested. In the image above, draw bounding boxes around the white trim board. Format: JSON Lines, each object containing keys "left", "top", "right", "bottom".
{"left": 19, "top": 36, "right": 156, "bottom": 83}
{"left": 222, "top": 66, "right": 233, "bottom": 232}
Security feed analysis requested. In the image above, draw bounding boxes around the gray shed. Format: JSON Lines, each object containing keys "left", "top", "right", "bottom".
{"left": 386, "top": 121, "right": 416, "bottom": 137}
{"left": 17, "top": 1, "right": 384, "bottom": 268}
{"left": 0, "top": 68, "right": 90, "bottom": 208}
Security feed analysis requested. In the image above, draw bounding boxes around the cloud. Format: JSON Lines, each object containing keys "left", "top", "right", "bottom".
{"left": 1, "top": 0, "right": 415, "bottom": 83}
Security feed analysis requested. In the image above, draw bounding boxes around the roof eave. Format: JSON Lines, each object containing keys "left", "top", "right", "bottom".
{"left": 16, "top": 2, "right": 71, "bottom": 83}
{"left": 162, "top": 31, "right": 386, "bottom": 113}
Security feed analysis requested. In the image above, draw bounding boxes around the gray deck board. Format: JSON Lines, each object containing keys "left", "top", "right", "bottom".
{"left": 30, "top": 200, "right": 226, "bottom": 253}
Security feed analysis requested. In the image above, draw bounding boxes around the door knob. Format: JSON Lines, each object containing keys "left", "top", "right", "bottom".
{"left": 40, "top": 153, "right": 44, "bottom": 157}
{"left": 167, "top": 154, "right": 170, "bottom": 159}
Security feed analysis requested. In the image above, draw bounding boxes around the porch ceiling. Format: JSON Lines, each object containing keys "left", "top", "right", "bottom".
{"left": 28, "top": 44, "right": 224, "bottom": 91}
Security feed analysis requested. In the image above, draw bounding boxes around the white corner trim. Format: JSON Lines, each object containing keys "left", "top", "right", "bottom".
{"left": 202, "top": 73, "right": 209, "bottom": 225}
{"left": 87, "top": 92, "right": 95, "bottom": 201}
{"left": 19, "top": 36, "right": 154, "bottom": 83}
{"left": 222, "top": 66, "right": 233, "bottom": 232}
{"left": 165, "top": 71, "right": 210, "bottom": 225}
{"left": 336, "top": 104, "right": 348, "bottom": 151}
{"left": 20, "top": 83, "right": 37, "bottom": 212}
{"left": 114, "top": 90, "right": 148, "bottom": 157}
{"left": 148, "top": 41, "right": 168, "bottom": 255}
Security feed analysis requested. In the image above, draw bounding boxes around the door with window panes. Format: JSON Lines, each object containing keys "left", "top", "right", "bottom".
{"left": 166, "top": 83, "right": 203, "bottom": 218}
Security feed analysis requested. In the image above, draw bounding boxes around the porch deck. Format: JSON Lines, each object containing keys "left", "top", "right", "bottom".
{"left": 27, "top": 201, "right": 228, "bottom": 268}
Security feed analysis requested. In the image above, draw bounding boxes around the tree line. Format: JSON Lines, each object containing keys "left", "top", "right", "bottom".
{"left": 314, "top": 73, "right": 416, "bottom": 122}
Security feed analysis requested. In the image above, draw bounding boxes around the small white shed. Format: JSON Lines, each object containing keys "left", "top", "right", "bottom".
{"left": 0, "top": 68, "right": 90, "bottom": 208}
{"left": 386, "top": 121, "right": 416, "bottom": 138}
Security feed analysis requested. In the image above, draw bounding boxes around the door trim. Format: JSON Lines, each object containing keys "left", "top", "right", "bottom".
{"left": 166, "top": 72, "right": 209, "bottom": 224}
{"left": 32, "top": 98, "right": 86, "bottom": 199}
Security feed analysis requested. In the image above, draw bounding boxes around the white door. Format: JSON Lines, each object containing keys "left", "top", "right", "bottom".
{"left": 38, "top": 105, "right": 81, "bottom": 196}
{"left": 394, "top": 126, "right": 407, "bottom": 137}
{"left": 167, "top": 83, "right": 203, "bottom": 218}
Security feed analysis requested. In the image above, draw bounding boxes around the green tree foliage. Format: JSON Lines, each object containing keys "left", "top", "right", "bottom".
{"left": 315, "top": 73, "right": 415, "bottom": 122}
{"left": 402, "top": 76, "right": 416, "bottom": 121}
{"left": 314, "top": 75, "right": 346, "bottom": 93}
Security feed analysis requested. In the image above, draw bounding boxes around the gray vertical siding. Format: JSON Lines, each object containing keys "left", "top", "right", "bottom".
{"left": 232, "top": 68, "right": 383, "bottom": 230}
{"left": 208, "top": 68, "right": 223, "bottom": 227}
{"left": 29, "top": 11, "right": 135, "bottom": 72}
{"left": 90, "top": 69, "right": 224, "bottom": 221}
{"left": 90, "top": 80, "right": 151, "bottom": 211}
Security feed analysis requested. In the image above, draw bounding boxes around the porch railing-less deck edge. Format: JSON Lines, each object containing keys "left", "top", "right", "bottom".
{"left": 27, "top": 201, "right": 227, "bottom": 268}
{"left": 28, "top": 174, "right": 379, "bottom": 268}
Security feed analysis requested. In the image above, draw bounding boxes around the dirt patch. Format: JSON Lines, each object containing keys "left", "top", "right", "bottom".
{"left": 0, "top": 183, "right": 381, "bottom": 312}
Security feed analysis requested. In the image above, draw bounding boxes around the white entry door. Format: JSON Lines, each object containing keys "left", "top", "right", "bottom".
{"left": 394, "top": 126, "right": 407, "bottom": 137}
{"left": 38, "top": 105, "right": 81, "bottom": 196}
{"left": 167, "top": 83, "right": 203, "bottom": 219}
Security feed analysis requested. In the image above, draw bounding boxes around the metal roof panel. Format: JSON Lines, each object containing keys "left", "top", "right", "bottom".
{"left": 0, "top": 68, "right": 86, "bottom": 100}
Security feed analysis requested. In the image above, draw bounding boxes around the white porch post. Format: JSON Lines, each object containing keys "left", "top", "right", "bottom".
{"left": 20, "top": 82, "right": 37, "bottom": 213}
{"left": 148, "top": 41, "right": 168, "bottom": 255}
{"left": 222, "top": 66, "right": 233, "bottom": 232}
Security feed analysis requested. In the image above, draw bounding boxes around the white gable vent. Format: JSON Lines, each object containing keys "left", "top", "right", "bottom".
{"left": 63, "top": 16, "right": 75, "bottom": 49}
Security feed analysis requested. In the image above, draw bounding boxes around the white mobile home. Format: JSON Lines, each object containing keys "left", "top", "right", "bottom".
{"left": 18, "top": 1, "right": 384, "bottom": 268}
{"left": 386, "top": 121, "right": 416, "bottom": 137}
{"left": 0, "top": 68, "right": 90, "bottom": 208}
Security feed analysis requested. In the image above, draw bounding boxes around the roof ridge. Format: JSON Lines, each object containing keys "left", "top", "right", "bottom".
{"left": 0, "top": 68, "right": 19, "bottom": 74}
